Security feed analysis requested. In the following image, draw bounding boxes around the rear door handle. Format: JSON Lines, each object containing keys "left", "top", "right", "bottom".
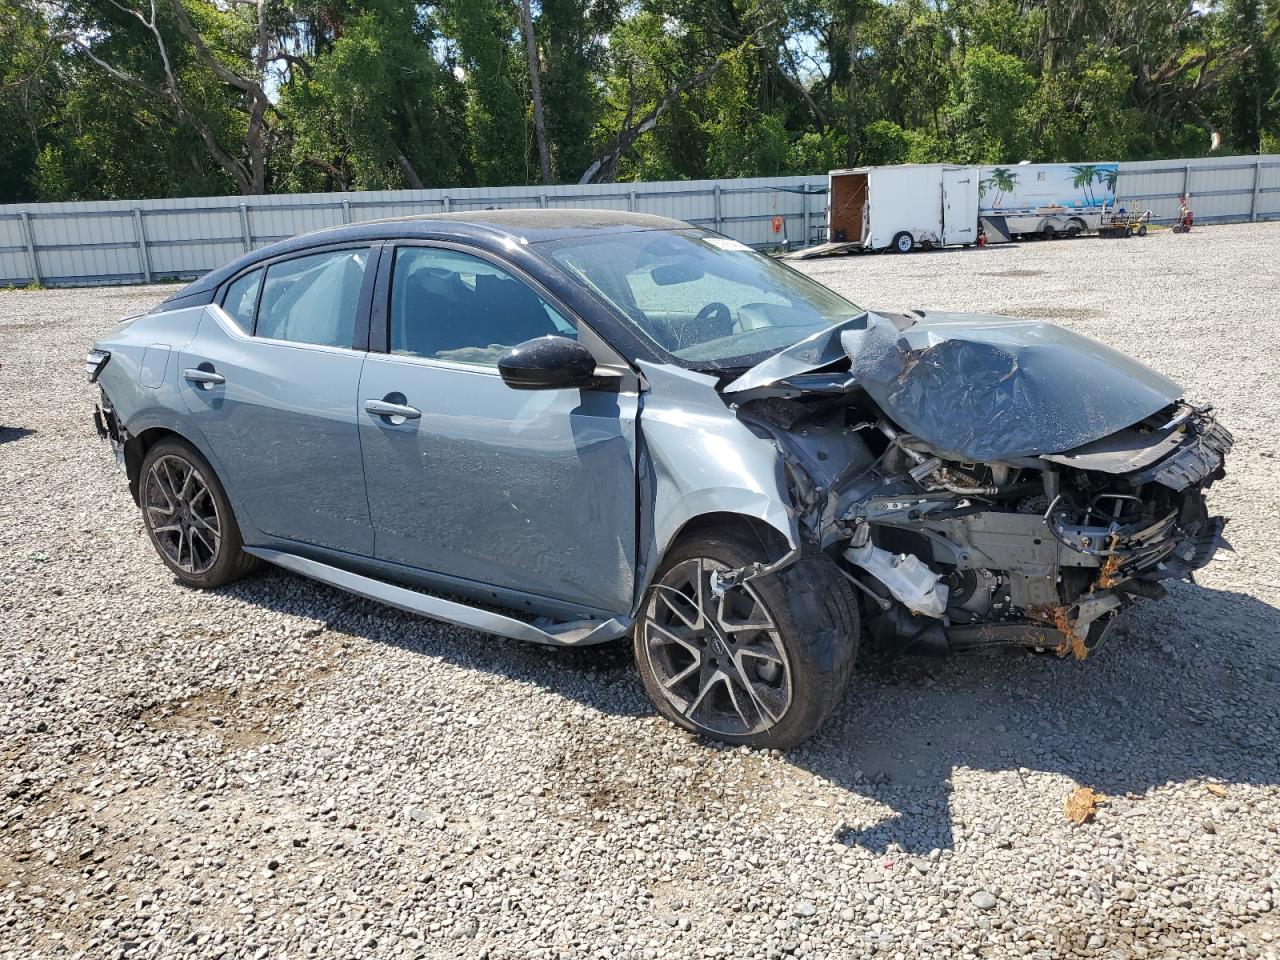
{"left": 365, "top": 398, "right": 421, "bottom": 420}
{"left": 183, "top": 368, "right": 225, "bottom": 386}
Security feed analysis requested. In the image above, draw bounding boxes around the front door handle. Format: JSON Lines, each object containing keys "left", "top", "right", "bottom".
{"left": 183, "top": 368, "right": 225, "bottom": 386}
{"left": 365, "top": 398, "right": 421, "bottom": 421}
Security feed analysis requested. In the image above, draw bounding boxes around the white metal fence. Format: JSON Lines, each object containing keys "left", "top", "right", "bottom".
{"left": 0, "top": 175, "right": 826, "bottom": 287}
{"left": 1, "top": 155, "right": 1276, "bottom": 287}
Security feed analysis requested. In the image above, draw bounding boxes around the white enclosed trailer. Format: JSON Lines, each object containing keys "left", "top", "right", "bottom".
{"left": 823, "top": 164, "right": 979, "bottom": 253}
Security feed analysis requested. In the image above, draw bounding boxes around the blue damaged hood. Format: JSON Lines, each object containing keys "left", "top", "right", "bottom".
{"left": 723, "top": 310, "right": 1184, "bottom": 462}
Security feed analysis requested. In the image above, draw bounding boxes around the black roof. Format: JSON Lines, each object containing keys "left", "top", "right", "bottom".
{"left": 170, "top": 209, "right": 689, "bottom": 303}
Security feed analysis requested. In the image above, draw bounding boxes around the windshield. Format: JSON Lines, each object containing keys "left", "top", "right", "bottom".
{"left": 539, "top": 229, "right": 863, "bottom": 368}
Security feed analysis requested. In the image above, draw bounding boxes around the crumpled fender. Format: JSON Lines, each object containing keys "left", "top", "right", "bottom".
{"left": 633, "top": 361, "right": 798, "bottom": 609}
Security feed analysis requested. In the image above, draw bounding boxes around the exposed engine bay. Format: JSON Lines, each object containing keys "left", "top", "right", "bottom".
{"left": 722, "top": 309, "right": 1232, "bottom": 659}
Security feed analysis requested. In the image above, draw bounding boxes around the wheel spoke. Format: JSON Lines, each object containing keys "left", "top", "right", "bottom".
{"left": 661, "top": 658, "right": 701, "bottom": 691}
{"left": 646, "top": 618, "right": 701, "bottom": 658}
{"left": 150, "top": 523, "right": 182, "bottom": 537}
{"left": 683, "top": 662, "right": 721, "bottom": 719}
{"left": 735, "top": 640, "right": 785, "bottom": 665}
{"left": 728, "top": 655, "right": 782, "bottom": 725}
{"left": 653, "top": 584, "right": 703, "bottom": 631}
{"left": 190, "top": 527, "right": 217, "bottom": 558}
{"left": 719, "top": 671, "right": 752, "bottom": 729}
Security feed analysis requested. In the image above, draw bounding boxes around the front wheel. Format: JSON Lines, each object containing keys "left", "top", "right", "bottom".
{"left": 139, "top": 438, "right": 259, "bottom": 588}
{"left": 634, "top": 529, "right": 859, "bottom": 749}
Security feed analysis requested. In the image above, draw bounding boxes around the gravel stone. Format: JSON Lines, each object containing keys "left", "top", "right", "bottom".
{"left": 2, "top": 222, "right": 1279, "bottom": 959}
{"left": 971, "top": 891, "right": 997, "bottom": 911}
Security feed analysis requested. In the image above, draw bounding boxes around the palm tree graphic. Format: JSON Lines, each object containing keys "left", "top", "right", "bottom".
{"left": 1095, "top": 166, "right": 1118, "bottom": 204}
{"left": 984, "top": 167, "right": 1018, "bottom": 207}
{"left": 1070, "top": 165, "right": 1100, "bottom": 206}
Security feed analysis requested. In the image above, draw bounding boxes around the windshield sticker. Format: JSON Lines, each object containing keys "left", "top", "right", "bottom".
{"left": 705, "top": 238, "right": 752, "bottom": 252}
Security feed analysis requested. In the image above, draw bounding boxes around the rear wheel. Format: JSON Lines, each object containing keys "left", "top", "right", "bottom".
{"left": 139, "top": 438, "right": 259, "bottom": 588}
{"left": 891, "top": 231, "right": 915, "bottom": 254}
{"left": 1041, "top": 224, "right": 1057, "bottom": 240}
{"left": 634, "top": 529, "right": 859, "bottom": 749}
{"left": 1065, "top": 220, "right": 1084, "bottom": 238}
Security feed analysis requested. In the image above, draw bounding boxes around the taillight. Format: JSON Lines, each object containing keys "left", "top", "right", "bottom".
{"left": 86, "top": 349, "right": 111, "bottom": 382}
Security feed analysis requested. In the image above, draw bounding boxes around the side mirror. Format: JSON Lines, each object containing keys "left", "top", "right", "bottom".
{"left": 497, "top": 336, "right": 597, "bottom": 391}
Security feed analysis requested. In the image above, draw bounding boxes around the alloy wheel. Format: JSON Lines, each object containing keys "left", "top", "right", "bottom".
{"left": 640, "top": 558, "right": 793, "bottom": 738}
{"left": 143, "top": 454, "right": 223, "bottom": 575}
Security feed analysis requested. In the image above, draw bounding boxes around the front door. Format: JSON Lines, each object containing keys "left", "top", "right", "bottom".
{"left": 942, "top": 167, "right": 978, "bottom": 245}
{"left": 357, "top": 243, "right": 638, "bottom": 614}
{"left": 179, "top": 246, "right": 376, "bottom": 555}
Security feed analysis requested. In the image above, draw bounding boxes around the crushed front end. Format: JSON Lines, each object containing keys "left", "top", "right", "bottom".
{"left": 725, "top": 311, "right": 1232, "bottom": 659}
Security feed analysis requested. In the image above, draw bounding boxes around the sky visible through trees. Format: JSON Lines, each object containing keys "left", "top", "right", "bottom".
{"left": 1, "top": 0, "right": 1277, "bottom": 202}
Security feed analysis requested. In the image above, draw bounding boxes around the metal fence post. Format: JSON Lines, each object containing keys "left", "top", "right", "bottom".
{"left": 18, "top": 211, "right": 40, "bottom": 285}
{"left": 132, "top": 208, "right": 152, "bottom": 283}
{"left": 713, "top": 184, "right": 722, "bottom": 230}
{"left": 628, "top": 189, "right": 637, "bottom": 213}
{"left": 538, "top": 194, "right": 548, "bottom": 209}
{"left": 342, "top": 199, "right": 351, "bottom": 224}
{"left": 1251, "top": 159, "right": 1263, "bottom": 222}
{"left": 801, "top": 189, "right": 810, "bottom": 246}
{"left": 443, "top": 196, "right": 452, "bottom": 213}
{"left": 238, "top": 203, "right": 252, "bottom": 251}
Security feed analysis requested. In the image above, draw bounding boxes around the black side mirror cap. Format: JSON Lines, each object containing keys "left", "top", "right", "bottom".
{"left": 497, "top": 336, "right": 597, "bottom": 391}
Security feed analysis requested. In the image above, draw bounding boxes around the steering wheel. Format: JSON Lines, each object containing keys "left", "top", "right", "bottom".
{"left": 692, "top": 301, "right": 733, "bottom": 336}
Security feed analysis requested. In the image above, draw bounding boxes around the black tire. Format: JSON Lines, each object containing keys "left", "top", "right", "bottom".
{"left": 138, "top": 437, "right": 259, "bottom": 588}
{"left": 1137, "top": 224, "right": 1148, "bottom": 237}
{"left": 891, "top": 231, "right": 914, "bottom": 254}
{"left": 1065, "top": 220, "right": 1083, "bottom": 238}
{"left": 634, "top": 527, "right": 859, "bottom": 749}
{"left": 1041, "top": 224, "right": 1057, "bottom": 240}
{"left": 1123, "top": 225, "right": 1133, "bottom": 238}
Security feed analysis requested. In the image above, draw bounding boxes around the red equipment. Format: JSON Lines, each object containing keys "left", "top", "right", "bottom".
{"left": 1172, "top": 195, "right": 1194, "bottom": 233}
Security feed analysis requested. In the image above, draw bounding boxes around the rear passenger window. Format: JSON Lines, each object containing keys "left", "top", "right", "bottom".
{"left": 255, "top": 249, "right": 369, "bottom": 348}
{"left": 221, "top": 269, "right": 261, "bottom": 330}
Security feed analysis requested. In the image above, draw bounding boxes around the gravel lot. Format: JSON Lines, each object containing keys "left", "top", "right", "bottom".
{"left": 2, "top": 222, "right": 1279, "bottom": 960}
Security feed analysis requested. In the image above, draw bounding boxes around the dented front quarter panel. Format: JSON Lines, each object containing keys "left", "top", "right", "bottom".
{"left": 632, "top": 361, "right": 799, "bottom": 610}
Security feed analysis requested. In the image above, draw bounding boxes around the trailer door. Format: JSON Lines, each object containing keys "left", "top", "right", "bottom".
{"left": 942, "top": 167, "right": 978, "bottom": 245}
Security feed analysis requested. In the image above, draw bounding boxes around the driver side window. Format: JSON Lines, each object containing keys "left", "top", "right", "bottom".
{"left": 389, "top": 247, "right": 575, "bottom": 367}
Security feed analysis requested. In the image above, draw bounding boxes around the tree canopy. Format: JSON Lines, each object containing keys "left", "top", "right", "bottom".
{"left": 2, "top": 0, "right": 1277, "bottom": 202}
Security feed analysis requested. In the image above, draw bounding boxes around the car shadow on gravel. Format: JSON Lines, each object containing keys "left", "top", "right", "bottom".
{"left": 225, "top": 571, "right": 1280, "bottom": 856}
{"left": 800, "top": 581, "right": 1280, "bottom": 854}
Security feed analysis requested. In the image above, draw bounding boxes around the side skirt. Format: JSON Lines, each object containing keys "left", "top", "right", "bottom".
{"left": 247, "top": 548, "right": 632, "bottom": 647}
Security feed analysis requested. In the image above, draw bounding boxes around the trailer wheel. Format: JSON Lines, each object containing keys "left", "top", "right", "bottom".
{"left": 1137, "top": 224, "right": 1147, "bottom": 237}
{"left": 892, "top": 231, "right": 915, "bottom": 254}
{"left": 1040, "top": 224, "right": 1056, "bottom": 240}
{"left": 1065, "top": 219, "right": 1084, "bottom": 238}
{"left": 1123, "top": 225, "right": 1133, "bottom": 238}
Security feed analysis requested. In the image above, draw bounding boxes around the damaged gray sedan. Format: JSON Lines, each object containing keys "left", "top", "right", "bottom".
{"left": 89, "top": 211, "right": 1231, "bottom": 748}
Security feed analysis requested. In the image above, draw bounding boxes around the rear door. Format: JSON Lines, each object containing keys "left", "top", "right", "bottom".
{"left": 178, "top": 245, "right": 378, "bottom": 555}
{"left": 942, "top": 166, "right": 978, "bottom": 245}
{"left": 357, "top": 241, "right": 639, "bottom": 614}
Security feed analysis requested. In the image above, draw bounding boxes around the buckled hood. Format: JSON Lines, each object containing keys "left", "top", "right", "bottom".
{"left": 723, "top": 310, "right": 1184, "bottom": 462}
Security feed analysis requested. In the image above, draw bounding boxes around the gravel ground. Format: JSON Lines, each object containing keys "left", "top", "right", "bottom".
{"left": 2, "top": 222, "right": 1279, "bottom": 960}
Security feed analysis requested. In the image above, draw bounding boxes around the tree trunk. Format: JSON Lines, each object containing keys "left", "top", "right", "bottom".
{"left": 846, "top": 19, "right": 858, "bottom": 166}
{"left": 521, "top": 0, "right": 552, "bottom": 185}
